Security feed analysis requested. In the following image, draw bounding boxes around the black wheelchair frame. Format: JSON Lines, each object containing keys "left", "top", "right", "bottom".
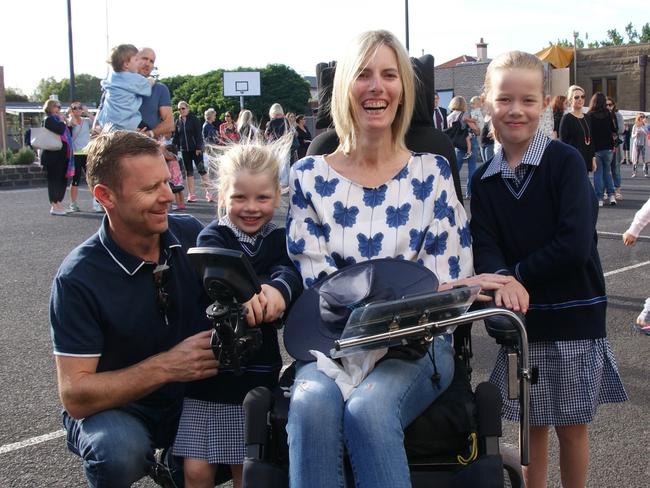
{"left": 241, "top": 303, "right": 532, "bottom": 488}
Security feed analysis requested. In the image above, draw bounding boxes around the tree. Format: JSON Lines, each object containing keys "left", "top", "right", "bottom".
{"left": 5, "top": 87, "right": 28, "bottom": 102}
{"left": 32, "top": 74, "right": 102, "bottom": 105}
{"left": 160, "top": 64, "right": 311, "bottom": 125}
{"left": 641, "top": 23, "right": 650, "bottom": 43}
{"left": 625, "top": 22, "right": 639, "bottom": 44}
{"left": 549, "top": 22, "right": 650, "bottom": 49}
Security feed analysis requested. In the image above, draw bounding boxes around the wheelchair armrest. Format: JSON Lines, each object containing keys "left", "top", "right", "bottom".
{"left": 482, "top": 301, "right": 525, "bottom": 347}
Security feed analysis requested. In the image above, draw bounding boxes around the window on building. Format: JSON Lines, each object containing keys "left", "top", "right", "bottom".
{"left": 606, "top": 78, "right": 617, "bottom": 100}
{"left": 592, "top": 79, "right": 603, "bottom": 95}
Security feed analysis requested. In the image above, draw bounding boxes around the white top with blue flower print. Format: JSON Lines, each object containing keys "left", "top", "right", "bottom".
{"left": 287, "top": 152, "right": 474, "bottom": 288}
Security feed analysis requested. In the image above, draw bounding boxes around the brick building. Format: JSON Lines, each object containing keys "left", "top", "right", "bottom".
{"left": 575, "top": 43, "right": 649, "bottom": 111}
{"left": 434, "top": 39, "right": 490, "bottom": 109}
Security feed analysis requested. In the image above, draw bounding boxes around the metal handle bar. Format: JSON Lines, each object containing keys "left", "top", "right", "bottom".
{"left": 334, "top": 307, "right": 530, "bottom": 465}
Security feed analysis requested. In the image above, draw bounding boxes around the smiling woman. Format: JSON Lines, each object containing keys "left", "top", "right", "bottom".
{"left": 284, "top": 30, "right": 517, "bottom": 488}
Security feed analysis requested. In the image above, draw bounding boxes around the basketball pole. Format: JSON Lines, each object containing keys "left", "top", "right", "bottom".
{"left": 240, "top": 95, "right": 244, "bottom": 111}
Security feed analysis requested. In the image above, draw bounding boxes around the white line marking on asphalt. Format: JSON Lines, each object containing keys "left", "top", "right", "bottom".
{"left": 0, "top": 429, "right": 65, "bottom": 455}
{"left": 604, "top": 260, "right": 650, "bottom": 277}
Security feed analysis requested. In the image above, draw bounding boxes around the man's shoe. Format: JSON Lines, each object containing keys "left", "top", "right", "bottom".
{"left": 608, "top": 194, "right": 617, "bottom": 206}
{"left": 598, "top": 200, "right": 604, "bottom": 207}
{"left": 187, "top": 194, "right": 197, "bottom": 203}
{"left": 69, "top": 201, "right": 81, "bottom": 212}
{"left": 615, "top": 190, "right": 623, "bottom": 201}
{"left": 50, "top": 206, "right": 67, "bottom": 216}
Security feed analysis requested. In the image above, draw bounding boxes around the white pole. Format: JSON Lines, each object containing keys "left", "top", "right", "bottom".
{"left": 240, "top": 95, "right": 244, "bottom": 111}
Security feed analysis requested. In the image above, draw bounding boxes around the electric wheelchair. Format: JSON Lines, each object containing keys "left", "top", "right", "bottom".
{"left": 208, "top": 55, "right": 530, "bottom": 487}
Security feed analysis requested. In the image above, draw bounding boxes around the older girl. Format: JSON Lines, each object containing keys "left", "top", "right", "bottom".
{"left": 470, "top": 51, "right": 627, "bottom": 488}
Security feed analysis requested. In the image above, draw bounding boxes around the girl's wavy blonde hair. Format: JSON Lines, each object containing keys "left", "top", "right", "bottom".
{"left": 207, "top": 134, "right": 293, "bottom": 217}
{"left": 330, "top": 30, "right": 415, "bottom": 154}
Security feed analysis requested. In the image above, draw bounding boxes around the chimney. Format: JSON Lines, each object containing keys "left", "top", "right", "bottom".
{"left": 476, "top": 38, "right": 488, "bottom": 61}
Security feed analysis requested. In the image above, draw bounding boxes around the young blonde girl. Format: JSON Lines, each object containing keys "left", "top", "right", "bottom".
{"left": 470, "top": 51, "right": 627, "bottom": 488}
{"left": 630, "top": 113, "right": 648, "bottom": 178}
{"left": 172, "top": 139, "right": 302, "bottom": 488}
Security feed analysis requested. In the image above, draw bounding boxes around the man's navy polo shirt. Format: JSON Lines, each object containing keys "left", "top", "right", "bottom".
{"left": 50, "top": 214, "right": 211, "bottom": 408}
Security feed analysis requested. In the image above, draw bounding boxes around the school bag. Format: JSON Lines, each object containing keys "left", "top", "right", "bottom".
{"left": 445, "top": 112, "right": 470, "bottom": 151}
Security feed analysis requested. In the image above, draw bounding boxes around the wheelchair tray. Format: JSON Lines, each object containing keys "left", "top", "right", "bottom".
{"left": 331, "top": 285, "right": 480, "bottom": 358}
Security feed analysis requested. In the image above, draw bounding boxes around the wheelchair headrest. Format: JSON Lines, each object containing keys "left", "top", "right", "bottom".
{"left": 314, "top": 54, "right": 436, "bottom": 130}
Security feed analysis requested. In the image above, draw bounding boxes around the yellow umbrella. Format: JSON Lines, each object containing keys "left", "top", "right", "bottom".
{"left": 535, "top": 45, "right": 575, "bottom": 69}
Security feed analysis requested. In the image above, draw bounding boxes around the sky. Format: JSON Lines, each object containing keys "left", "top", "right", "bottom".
{"left": 1, "top": 0, "right": 647, "bottom": 97}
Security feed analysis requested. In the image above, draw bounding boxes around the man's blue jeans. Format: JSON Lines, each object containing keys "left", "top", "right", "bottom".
{"left": 593, "top": 149, "right": 615, "bottom": 199}
{"left": 286, "top": 335, "right": 455, "bottom": 488}
{"left": 62, "top": 402, "right": 181, "bottom": 488}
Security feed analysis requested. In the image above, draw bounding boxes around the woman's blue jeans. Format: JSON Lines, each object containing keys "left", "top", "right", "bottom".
{"left": 611, "top": 145, "right": 622, "bottom": 188}
{"left": 455, "top": 138, "right": 478, "bottom": 197}
{"left": 286, "top": 336, "right": 455, "bottom": 488}
{"left": 62, "top": 402, "right": 180, "bottom": 488}
{"left": 593, "top": 149, "right": 615, "bottom": 199}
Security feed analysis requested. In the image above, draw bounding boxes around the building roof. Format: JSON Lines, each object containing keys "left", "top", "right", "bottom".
{"left": 436, "top": 55, "right": 477, "bottom": 69}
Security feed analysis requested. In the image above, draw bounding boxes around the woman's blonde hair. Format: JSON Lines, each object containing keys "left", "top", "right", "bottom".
{"left": 208, "top": 135, "right": 292, "bottom": 216}
{"left": 204, "top": 108, "right": 216, "bottom": 121}
{"left": 269, "top": 103, "right": 284, "bottom": 118}
{"left": 566, "top": 85, "right": 585, "bottom": 104}
{"left": 635, "top": 112, "right": 647, "bottom": 125}
{"left": 330, "top": 30, "right": 415, "bottom": 154}
{"left": 42, "top": 99, "right": 60, "bottom": 115}
{"left": 448, "top": 96, "right": 467, "bottom": 112}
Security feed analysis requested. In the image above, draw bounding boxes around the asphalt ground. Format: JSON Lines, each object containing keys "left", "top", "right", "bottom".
{"left": 0, "top": 165, "right": 648, "bottom": 487}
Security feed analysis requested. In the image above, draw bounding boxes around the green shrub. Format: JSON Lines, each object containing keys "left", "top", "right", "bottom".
{"left": 12, "top": 147, "right": 37, "bottom": 165}
{"left": 0, "top": 150, "right": 14, "bottom": 165}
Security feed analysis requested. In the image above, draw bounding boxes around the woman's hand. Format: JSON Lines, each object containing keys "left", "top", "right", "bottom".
{"left": 442, "top": 274, "right": 529, "bottom": 312}
{"left": 441, "top": 272, "right": 509, "bottom": 294}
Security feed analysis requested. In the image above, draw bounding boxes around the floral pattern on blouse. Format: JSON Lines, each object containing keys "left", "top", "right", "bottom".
{"left": 287, "top": 153, "right": 474, "bottom": 288}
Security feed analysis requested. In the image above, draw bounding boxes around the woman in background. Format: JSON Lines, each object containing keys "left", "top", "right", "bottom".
{"left": 588, "top": 92, "right": 617, "bottom": 207}
{"left": 41, "top": 99, "right": 72, "bottom": 216}
{"left": 550, "top": 95, "right": 567, "bottom": 139}
{"left": 559, "top": 85, "right": 594, "bottom": 174}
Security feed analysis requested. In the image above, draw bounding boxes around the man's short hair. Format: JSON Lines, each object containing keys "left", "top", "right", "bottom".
{"left": 86, "top": 130, "right": 162, "bottom": 191}
{"left": 108, "top": 44, "right": 138, "bottom": 72}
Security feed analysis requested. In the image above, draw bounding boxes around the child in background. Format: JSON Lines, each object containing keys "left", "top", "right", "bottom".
{"left": 470, "top": 51, "right": 627, "bottom": 488}
{"left": 96, "top": 44, "right": 152, "bottom": 131}
{"left": 162, "top": 144, "right": 186, "bottom": 211}
{"left": 172, "top": 139, "right": 302, "bottom": 488}
{"left": 623, "top": 197, "right": 650, "bottom": 334}
{"left": 630, "top": 113, "right": 648, "bottom": 178}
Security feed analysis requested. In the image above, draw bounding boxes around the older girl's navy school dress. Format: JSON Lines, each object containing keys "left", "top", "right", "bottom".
{"left": 470, "top": 131, "right": 627, "bottom": 426}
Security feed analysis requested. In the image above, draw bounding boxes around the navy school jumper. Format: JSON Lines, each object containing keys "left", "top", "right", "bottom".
{"left": 470, "top": 137, "right": 607, "bottom": 343}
